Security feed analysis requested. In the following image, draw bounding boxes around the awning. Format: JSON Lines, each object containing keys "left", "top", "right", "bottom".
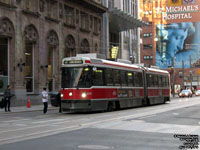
{"left": 109, "top": 8, "right": 146, "bottom": 32}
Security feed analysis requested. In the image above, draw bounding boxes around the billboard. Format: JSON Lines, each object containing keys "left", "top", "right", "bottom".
{"left": 155, "top": 0, "right": 200, "bottom": 69}
{"left": 156, "top": 22, "right": 200, "bottom": 69}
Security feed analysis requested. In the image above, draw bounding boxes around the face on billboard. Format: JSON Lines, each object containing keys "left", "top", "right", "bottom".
{"left": 156, "top": 22, "right": 199, "bottom": 69}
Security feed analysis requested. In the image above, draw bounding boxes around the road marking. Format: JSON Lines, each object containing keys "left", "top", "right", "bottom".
{"left": 137, "top": 114, "right": 156, "bottom": 119}
{"left": 173, "top": 113, "right": 179, "bottom": 116}
{"left": 3, "top": 119, "right": 31, "bottom": 123}
{"left": 93, "top": 120, "right": 200, "bottom": 135}
{"left": 15, "top": 124, "right": 27, "bottom": 127}
{"left": 32, "top": 118, "right": 66, "bottom": 124}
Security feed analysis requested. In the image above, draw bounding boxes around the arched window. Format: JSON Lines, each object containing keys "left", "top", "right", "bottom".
{"left": 24, "top": 24, "right": 38, "bottom": 93}
{"left": 0, "top": 18, "right": 14, "bottom": 93}
{"left": 65, "top": 34, "right": 75, "bottom": 57}
{"left": 80, "top": 39, "right": 90, "bottom": 53}
{"left": 47, "top": 30, "right": 58, "bottom": 92}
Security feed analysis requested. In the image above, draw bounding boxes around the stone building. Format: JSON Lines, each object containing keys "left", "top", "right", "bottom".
{"left": 0, "top": 0, "right": 106, "bottom": 106}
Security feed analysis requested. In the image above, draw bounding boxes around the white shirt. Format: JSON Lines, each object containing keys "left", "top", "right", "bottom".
{"left": 42, "top": 90, "right": 48, "bottom": 103}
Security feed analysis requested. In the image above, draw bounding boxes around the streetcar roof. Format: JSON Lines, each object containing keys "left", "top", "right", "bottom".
{"left": 62, "top": 56, "right": 169, "bottom": 75}
{"left": 62, "top": 56, "right": 140, "bottom": 70}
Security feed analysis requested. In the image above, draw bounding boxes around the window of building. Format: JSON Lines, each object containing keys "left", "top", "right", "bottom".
{"left": 47, "top": 0, "right": 58, "bottom": 19}
{"left": 0, "top": 0, "right": 14, "bottom": 5}
{"left": 0, "top": 38, "right": 8, "bottom": 93}
{"left": 143, "top": 44, "right": 152, "bottom": 49}
{"left": 143, "top": 33, "right": 152, "bottom": 38}
{"left": 48, "top": 46, "right": 55, "bottom": 92}
{"left": 64, "top": 5, "right": 75, "bottom": 26}
{"left": 80, "top": 12, "right": 89, "bottom": 31}
{"left": 143, "top": 55, "right": 153, "bottom": 60}
{"left": 94, "top": 17, "right": 99, "bottom": 34}
{"left": 146, "top": 22, "right": 152, "bottom": 26}
{"left": 25, "top": 43, "right": 34, "bottom": 93}
{"left": 23, "top": 0, "right": 38, "bottom": 12}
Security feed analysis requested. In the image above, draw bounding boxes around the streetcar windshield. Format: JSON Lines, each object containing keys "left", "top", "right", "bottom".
{"left": 61, "top": 67, "right": 82, "bottom": 88}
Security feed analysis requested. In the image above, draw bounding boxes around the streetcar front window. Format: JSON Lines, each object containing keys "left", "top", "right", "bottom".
{"left": 77, "top": 67, "right": 92, "bottom": 88}
{"left": 61, "top": 67, "right": 82, "bottom": 88}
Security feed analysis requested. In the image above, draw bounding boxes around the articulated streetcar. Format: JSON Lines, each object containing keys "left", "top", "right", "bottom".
{"left": 59, "top": 54, "right": 170, "bottom": 112}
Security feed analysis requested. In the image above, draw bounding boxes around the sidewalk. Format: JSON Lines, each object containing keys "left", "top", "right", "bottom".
{"left": 0, "top": 105, "right": 57, "bottom": 114}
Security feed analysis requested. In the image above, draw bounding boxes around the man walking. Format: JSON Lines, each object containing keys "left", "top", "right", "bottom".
{"left": 4, "top": 85, "right": 12, "bottom": 112}
{"left": 42, "top": 88, "right": 48, "bottom": 114}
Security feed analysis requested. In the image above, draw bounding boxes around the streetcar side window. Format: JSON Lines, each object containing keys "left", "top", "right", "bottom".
{"left": 166, "top": 76, "right": 169, "bottom": 87}
{"left": 127, "top": 72, "right": 134, "bottom": 87}
{"left": 135, "top": 72, "right": 143, "bottom": 87}
{"left": 105, "top": 69, "right": 113, "bottom": 86}
{"left": 121, "top": 71, "right": 128, "bottom": 86}
{"left": 147, "top": 74, "right": 153, "bottom": 87}
{"left": 162, "top": 76, "right": 166, "bottom": 87}
{"left": 113, "top": 69, "right": 121, "bottom": 86}
{"left": 92, "top": 67, "right": 104, "bottom": 86}
{"left": 154, "top": 75, "right": 158, "bottom": 87}
{"left": 158, "top": 75, "right": 162, "bottom": 87}
{"left": 78, "top": 67, "right": 92, "bottom": 88}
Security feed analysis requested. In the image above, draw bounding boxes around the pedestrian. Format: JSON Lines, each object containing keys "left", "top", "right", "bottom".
{"left": 57, "top": 93, "right": 62, "bottom": 113}
{"left": 42, "top": 88, "right": 48, "bottom": 114}
{"left": 4, "top": 85, "right": 12, "bottom": 112}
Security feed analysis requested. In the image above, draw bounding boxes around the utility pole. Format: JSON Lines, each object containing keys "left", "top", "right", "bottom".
{"left": 182, "top": 60, "right": 184, "bottom": 89}
{"left": 172, "top": 57, "right": 175, "bottom": 98}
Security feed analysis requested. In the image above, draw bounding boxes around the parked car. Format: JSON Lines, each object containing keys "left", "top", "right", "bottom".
{"left": 195, "top": 90, "right": 200, "bottom": 96}
{"left": 179, "top": 90, "right": 192, "bottom": 98}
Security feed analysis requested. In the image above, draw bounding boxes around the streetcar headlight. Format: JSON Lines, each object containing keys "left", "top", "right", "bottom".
{"left": 185, "top": 93, "right": 188, "bottom": 96}
{"left": 69, "top": 92, "right": 73, "bottom": 96}
{"left": 81, "top": 92, "right": 87, "bottom": 98}
{"left": 61, "top": 94, "right": 64, "bottom": 98}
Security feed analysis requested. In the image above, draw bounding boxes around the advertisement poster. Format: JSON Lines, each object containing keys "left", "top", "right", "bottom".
{"left": 156, "top": 22, "right": 200, "bottom": 69}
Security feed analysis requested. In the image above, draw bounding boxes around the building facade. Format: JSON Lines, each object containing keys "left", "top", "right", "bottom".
{"left": 103, "top": 0, "right": 144, "bottom": 63}
{"left": 0, "top": 0, "right": 106, "bottom": 106}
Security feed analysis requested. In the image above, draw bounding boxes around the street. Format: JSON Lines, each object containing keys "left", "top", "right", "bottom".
{"left": 0, "top": 97, "right": 200, "bottom": 150}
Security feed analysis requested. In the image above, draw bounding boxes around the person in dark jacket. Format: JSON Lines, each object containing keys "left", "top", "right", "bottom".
{"left": 4, "top": 85, "right": 12, "bottom": 112}
{"left": 57, "top": 93, "right": 62, "bottom": 113}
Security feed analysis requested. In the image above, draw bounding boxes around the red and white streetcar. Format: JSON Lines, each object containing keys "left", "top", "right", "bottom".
{"left": 59, "top": 54, "right": 170, "bottom": 112}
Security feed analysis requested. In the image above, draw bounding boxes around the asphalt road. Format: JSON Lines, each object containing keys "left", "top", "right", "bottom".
{"left": 0, "top": 97, "right": 200, "bottom": 150}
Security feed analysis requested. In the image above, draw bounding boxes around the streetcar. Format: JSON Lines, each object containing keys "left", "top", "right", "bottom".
{"left": 59, "top": 54, "right": 170, "bottom": 112}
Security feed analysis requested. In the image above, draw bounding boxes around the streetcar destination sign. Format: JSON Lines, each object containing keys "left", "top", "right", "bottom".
{"left": 63, "top": 60, "right": 83, "bottom": 64}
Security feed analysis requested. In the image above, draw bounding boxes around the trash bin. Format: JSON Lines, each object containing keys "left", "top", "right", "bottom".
{"left": 50, "top": 92, "right": 59, "bottom": 107}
